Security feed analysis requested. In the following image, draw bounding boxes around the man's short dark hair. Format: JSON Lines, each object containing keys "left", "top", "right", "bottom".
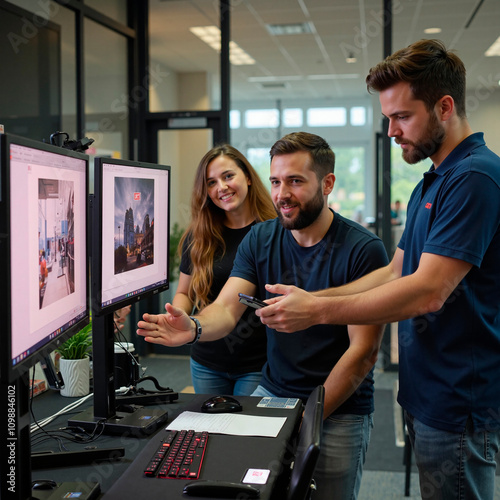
{"left": 270, "top": 132, "right": 335, "bottom": 180}
{"left": 366, "top": 39, "right": 467, "bottom": 118}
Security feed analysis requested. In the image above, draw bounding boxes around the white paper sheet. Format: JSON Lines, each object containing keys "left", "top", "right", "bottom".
{"left": 166, "top": 411, "right": 287, "bottom": 438}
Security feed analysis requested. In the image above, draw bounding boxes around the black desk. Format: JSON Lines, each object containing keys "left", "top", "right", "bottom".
{"left": 31, "top": 391, "right": 302, "bottom": 499}
{"left": 104, "top": 394, "right": 302, "bottom": 499}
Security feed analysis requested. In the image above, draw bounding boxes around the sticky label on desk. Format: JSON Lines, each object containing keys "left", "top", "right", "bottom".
{"left": 257, "top": 397, "right": 300, "bottom": 409}
{"left": 242, "top": 468, "right": 271, "bottom": 484}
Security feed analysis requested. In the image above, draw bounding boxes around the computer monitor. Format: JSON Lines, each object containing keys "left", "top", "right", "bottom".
{"left": 0, "top": 133, "right": 90, "bottom": 499}
{"left": 0, "top": 133, "right": 89, "bottom": 383}
{"left": 91, "top": 156, "right": 171, "bottom": 315}
{"left": 68, "top": 156, "right": 172, "bottom": 435}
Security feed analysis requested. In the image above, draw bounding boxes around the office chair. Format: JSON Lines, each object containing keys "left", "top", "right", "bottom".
{"left": 286, "top": 385, "right": 325, "bottom": 500}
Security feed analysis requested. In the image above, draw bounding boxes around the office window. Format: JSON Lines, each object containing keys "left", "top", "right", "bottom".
{"left": 283, "top": 108, "right": 303, "bottom": 128}
{"left": 307, "top": 107, "right": 346, "bottom": 127}
{"left": 327, "top": 146, "right": 365, "bottom": 221}
{"left": 84, "top": 18, "right": 128, "bottom": 158}
{"left": 350, "top": 107, "right": 366, "bottom": 126}
{"left": 230, "top": 110, "right": 241, "bottom": 129}
{"left": 245, "top": 109, "right": 279, "bottom": 128}
{"left": 0, "top": 1, "right": 72, "bottom": 142}
{"left": 246, "top": 148, "right": 271, "bottom": 189}
{"left": 391, "top": 138, "right": 429, "bottom": 219}
{"left": 85, "top": 0, "right": 127, "bottom": 24}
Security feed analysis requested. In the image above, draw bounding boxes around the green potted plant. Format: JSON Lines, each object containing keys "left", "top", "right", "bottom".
{"left": 56, "top": 322, "right": 92, "bottom": 397}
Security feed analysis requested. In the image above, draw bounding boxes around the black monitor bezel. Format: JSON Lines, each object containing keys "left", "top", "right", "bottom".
{"left": 0, "top": 132, "right": 90, "bottom": 385}
{"left": 91, "top": 156, "right": 171, "bottom": 317}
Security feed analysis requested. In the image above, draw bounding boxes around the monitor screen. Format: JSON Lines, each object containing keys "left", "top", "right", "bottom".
{"left": 92, "top": 157, "right": 171, "bottom": 315}
{"left": 0, "top": 133, "right": 89, "bottom": 383}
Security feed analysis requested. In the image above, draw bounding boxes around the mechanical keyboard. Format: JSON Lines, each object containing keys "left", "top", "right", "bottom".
{"left": 144, "top": 429, "right": 208, "bottom": 479}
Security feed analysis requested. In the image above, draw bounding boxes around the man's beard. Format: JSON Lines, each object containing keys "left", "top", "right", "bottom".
{"left": 275, "top": 185, "right": 324, "bottom": 230}
{"left": 398, "top": 111, "right": 445, "bottom": 165}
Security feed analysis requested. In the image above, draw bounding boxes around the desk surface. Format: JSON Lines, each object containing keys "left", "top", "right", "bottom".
{"left": 104, "top": 394, "right": 301, "bottom": 499}
{"left": 31, "top": 391, "right": 302, "bottom": 499}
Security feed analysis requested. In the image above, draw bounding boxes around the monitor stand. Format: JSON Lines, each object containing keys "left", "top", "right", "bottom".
{"left": 68, "top": 405, "right": 169, "bottom": 436}
{"left": 67, "top": 314, "right": 169, "bottom": 436}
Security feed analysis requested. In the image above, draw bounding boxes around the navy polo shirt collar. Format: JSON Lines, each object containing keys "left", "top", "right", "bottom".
{"left": 429, "top": 132, "right": 485, "bottom": 176}
{"left": 421, "top": 133, "right": 485, "bottom": 198}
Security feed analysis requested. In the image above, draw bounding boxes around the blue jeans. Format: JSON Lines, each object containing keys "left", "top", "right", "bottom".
{"left": 405, "top": 411, "right": 500, "bottom": 500}
{"left": 251, "top": 385, "right": 372, "bottom": 500}
{"left": 190, "top": 358, "right": 262, "bottom": 396}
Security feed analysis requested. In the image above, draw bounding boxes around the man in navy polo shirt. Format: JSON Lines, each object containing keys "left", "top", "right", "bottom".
{"left": 258, "top": 39, "right": 500, "bottom": 499}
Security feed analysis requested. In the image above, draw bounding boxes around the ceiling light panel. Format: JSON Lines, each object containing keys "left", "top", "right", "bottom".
{"left": 266, "top": 22, "right": 314, "bottom": 36}
{"left": 189, "top": 26, "right": 255, "bottom": 65}
{"left": 485, "top": 36, "right": 500, "bottom": 57}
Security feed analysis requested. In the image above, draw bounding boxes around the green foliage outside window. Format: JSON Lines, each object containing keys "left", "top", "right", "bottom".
{"left": 391, "top": 142, "right": 432, "bottom": 219}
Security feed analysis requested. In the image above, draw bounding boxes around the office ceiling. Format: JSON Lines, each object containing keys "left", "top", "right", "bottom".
{"left": 149, "top": 0, "right": 500, "bottom": 101}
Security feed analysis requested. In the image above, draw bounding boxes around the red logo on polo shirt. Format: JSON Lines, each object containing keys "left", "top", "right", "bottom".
{"left": 425, "top": 202, "right": 432, "bottom": 209}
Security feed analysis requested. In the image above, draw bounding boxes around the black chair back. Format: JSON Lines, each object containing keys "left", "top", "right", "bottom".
{"left": 286, "top": 385, "right": 324, "bottom": 500}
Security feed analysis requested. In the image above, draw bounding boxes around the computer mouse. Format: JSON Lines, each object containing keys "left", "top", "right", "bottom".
{"left": 183, "top": 480, "right": 259, "bottom": 498}
{"left": 201, "top": 395, "right": 242, "bottom": 413}
{"left": 32, "top": 479, "right": 58, "bottom": 490}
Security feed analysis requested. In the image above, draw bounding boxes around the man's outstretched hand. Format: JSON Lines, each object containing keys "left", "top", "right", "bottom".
{"left": 137, "top": 303, "right": 196, "bottom": 346}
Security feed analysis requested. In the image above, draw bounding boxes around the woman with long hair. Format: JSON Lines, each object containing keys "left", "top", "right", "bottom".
{"left": 173, "top": 144, "right": 275, "bottom": 395}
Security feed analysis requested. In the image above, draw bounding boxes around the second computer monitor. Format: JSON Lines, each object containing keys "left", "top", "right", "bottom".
{"left": 92, "top": 157, "right": 171, "bottom": 316}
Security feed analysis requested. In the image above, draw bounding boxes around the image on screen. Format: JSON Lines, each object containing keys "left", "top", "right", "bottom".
{"left": 95, "top": 158, "right": 170, "bottom": 312}
{"left": 114, "top": 177, "right": 155, "bottom": 274}
{"left": 38, "top": 179, "right": 76, "bottom": 309}
{"left": 6, "top": 137, "right": 88, "bottom": 374}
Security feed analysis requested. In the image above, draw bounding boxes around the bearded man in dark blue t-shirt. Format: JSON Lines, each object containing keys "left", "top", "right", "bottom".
{"left": 137, "top": 132, "right": 388, "bottom": 500}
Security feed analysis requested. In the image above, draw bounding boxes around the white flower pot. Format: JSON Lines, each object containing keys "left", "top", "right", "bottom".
{"left": 59, "top": 357, "right": 90, "bottom": 397}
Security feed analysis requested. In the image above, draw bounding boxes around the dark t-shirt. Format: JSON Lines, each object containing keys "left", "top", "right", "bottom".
{"left": 180, "top": 224, "right": 267, "bottom": 374}
{"left": 231, "top": 212, "right": 389, "bottom": 414}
